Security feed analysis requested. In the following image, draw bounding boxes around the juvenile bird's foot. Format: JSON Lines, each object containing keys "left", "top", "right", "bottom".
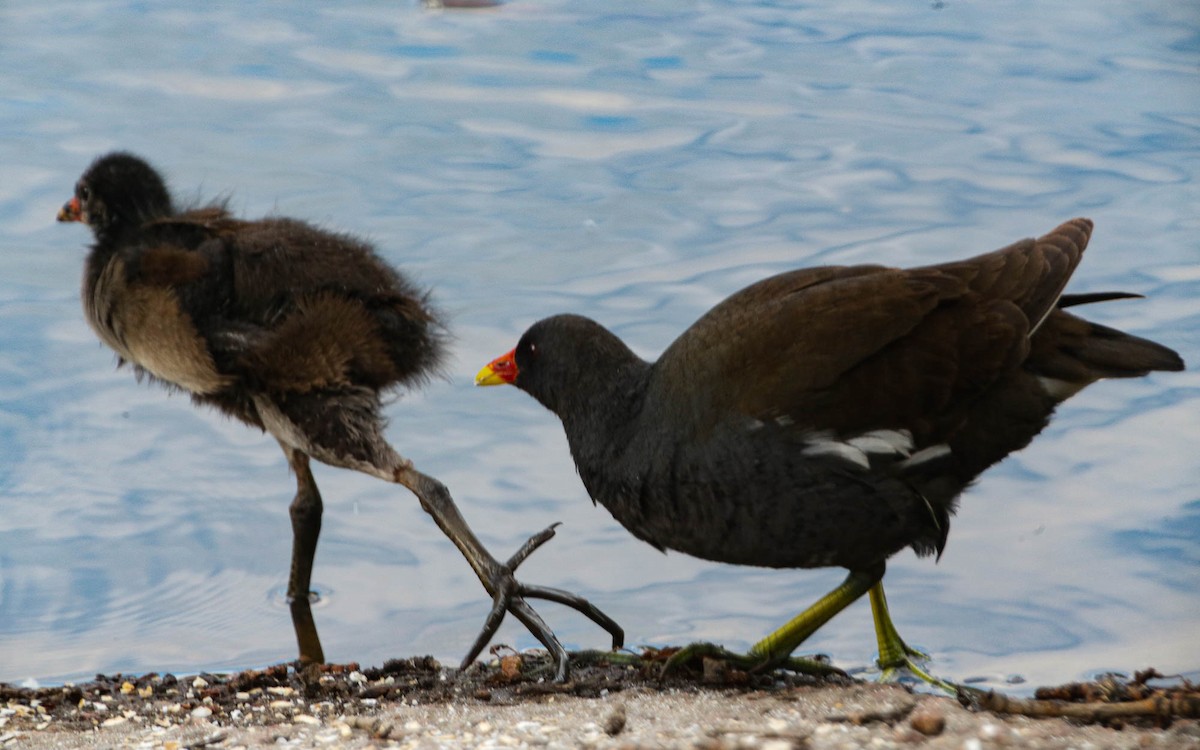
{"left": 661, "top": 641, "right": 845, "bottom": 679}
{"left": 460, "top": 523, "right": 625, "bottom": 682}
{"left": 397, "top": 467, "right": 622, "bottom": 682}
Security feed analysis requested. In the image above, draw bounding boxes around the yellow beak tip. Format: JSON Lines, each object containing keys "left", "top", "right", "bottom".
{"left": 474, "top": 365, "right": 506, "bottom": 387}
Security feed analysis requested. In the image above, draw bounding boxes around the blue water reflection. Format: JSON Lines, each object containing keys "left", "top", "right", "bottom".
{"left": 1, "top": 1, "right": 1197, "bottom": 691}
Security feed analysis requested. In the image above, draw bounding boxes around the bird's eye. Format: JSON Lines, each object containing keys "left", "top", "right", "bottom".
{"left": 77, "top": 184, "right": 90, "bottom": 201}
{"left": 517, "top": 339, "right": 539, "bottom": 363}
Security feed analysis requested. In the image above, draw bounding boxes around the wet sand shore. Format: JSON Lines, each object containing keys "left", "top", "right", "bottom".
{"left": 3, "top": 654, "right": 1198, "bottom": 749}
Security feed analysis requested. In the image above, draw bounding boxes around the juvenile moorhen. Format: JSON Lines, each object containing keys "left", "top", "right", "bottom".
{"left": 477, "top": 218, "right": 1184, "bottom": 685}
{"left": 57, "top": 151, "right": 621, "bottom": 678}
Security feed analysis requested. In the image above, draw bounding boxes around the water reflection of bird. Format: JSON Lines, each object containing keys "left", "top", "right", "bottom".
{"left": 477, "top": 218, "right": 1183, "bottom": 686}
{"left": 57, "top": 151, "right": 621, "bottom": 677}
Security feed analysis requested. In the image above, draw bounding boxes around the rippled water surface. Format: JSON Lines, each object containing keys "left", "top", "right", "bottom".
{"left": 1, "top": 1, "right": 1197, "bottom": 690}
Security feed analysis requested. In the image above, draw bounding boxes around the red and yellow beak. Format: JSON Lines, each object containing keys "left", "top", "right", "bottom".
{"left": 475, "top": 348, "right": 518, "bottom": 386}
{"left": 56, "top": 196, "right": 83, "bottom": 223}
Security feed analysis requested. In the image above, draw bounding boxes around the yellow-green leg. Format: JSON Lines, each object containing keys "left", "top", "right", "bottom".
{"left": 869, "top": 582, "right": 960, "bottom": 693}
{"left": 748, "top": 569, "right": 879, "bottom": 662}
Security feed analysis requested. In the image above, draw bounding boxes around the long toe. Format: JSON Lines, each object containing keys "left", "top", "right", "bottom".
{"left": 662, "top": 642, "right": 844, "bottom": 680}
{"left": 876, "top": 654, "right": 965, "bottom": 695}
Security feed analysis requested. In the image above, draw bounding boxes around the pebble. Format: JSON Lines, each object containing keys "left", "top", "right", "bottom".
{"left": 909, "top": 705, "right": 946, "bottom": 736}
{"left": 190, "top": 706, "right": 212, "bottom": 719}
{"left": 603, "top": 704, "right": 627, "bottom": 736}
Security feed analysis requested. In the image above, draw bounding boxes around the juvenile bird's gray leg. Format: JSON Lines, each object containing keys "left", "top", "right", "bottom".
{"left": 390, "top": 461, "right": 624, "bottom": 682}
{"left": 257, "top": 391, "right": 622, "bottom": 681}
{"left": 280, "top": 442, "right": 325, "bottom": 665}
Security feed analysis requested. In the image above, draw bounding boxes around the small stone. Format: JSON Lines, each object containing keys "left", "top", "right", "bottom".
{"left": 294, "top": 714, "right": 321, "bottom": 725}
{"left": 100, "top": 716, "right": 127, "bottom": 728}
{"left": 348, "top": 671, "right": 367, "bottom": 684}
{"left": 190, "top": 706, "right": 212, "bottom": 719}
{"left": 268, "top": 700, "right": 294, "bottom": 710}
{"left": 909, "top": 706, "right": 945, "bottom": 736}
{"left": 235, "top": 691, "right": 251, "bottom": 701}
{"left": 138, "top": 685, "right": 154, "bottom": 698}
{"left": 191, "top": 677, "right": 208, "bottom": 690}
{"left": 603, "top": 704, "right": 626, "bottom": 736}
{"left": 119, "top": 681, "right": 135, "bottom": 695}
{"left": 267, "top": 686, "right": 295, "bottom": 697}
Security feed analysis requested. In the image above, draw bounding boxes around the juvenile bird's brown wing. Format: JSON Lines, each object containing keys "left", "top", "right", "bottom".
{"left": 123, "top": 211, "right": 441, "bottom": 397}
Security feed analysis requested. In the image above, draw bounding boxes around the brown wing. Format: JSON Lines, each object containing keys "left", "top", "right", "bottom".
{"left": 127, "top": 210, "right": 432, "bottom": 395}
{"left": 651, "top": 218, "right": 1092, "bottom": 443}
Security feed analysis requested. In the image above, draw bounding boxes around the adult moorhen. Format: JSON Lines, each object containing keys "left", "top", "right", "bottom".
{"left": 476, "top": 218, "right": 1183, "bottom": 685}
{"left": 56, "top": 151, "right": 621, "bottom": 679}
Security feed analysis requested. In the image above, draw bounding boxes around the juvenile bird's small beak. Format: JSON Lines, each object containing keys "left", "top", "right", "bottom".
{"left": 56, "top": 197, "right": 83, "bottom": 223}
{"left": 475, "top": 348, "right": 518, "bottom": 386}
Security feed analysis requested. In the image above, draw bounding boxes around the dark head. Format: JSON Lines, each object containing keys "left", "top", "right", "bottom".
{"left": 56, "top": 152, "right": 173, "bottom": 239}
{"left": 476, "top": 314, "right": 645, "bottom": 416}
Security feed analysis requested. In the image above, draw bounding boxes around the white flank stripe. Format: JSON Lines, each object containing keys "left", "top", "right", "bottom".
{"left": 899, "top": 443, "right": 952, "bottom": 469}
{"left": 802, "top": 440, "right": 871, "bottom": 469}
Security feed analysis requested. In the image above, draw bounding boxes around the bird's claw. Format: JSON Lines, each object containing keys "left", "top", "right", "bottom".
{"left": 459, "top": 523, "right": 625, "bottom": 682}
{"left": 874, "top": 631, "right": 961, "bottom": 694}
{"left": 876, "top": 654, "right": 963, "bottom": 695}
